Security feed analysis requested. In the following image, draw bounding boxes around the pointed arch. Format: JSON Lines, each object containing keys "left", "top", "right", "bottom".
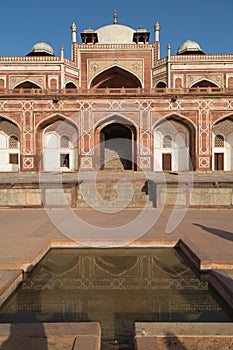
{"left": 0, "top": 114, "right": 21, "bottom": 130}
{"left": 212, "top": 113, "right": 233, "bottom": 127}
{"left": 36, "top": 114, "right": 79, "bottom": 171}
{"left": 190, "top": 79, "right": 219, "bottom": 88}
{"left": 95, "top": 114, "right": 137, "bottom": 171}
{"left": 90, "top": 66, "right": 142, "bottom": 89}
{"left": 13, "top": 80, "right": 42, "bottom": 89}
{"left": 153, "top": 112, "right": 197, "bottom": 132}
{"left": 212, "top": 115, "right": 233, "bottom": 171}
{"left": 36, "top": 113, "right": 79, "bottom": 132}
{"left": 94, "top": 114, "right": 138, "bottom": 131}
{"left": 155, "top": 81, "right": 167, "bottom": 88}
{"left": 153, "top": 114, "right": 195, "bottom": 171}
{"left": 0, "top": 116, "right": 20, "bottom": 171}
{"left": 65, "top": 81, "right": 78, "bottom": 89}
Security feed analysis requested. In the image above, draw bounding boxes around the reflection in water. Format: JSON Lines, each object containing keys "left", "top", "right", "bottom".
{"left": 0, "top": 248, "right": 232, "bottom": 350}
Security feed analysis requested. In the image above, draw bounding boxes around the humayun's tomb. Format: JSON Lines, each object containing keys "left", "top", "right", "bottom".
{"left": 0, "top": 12, "right": 233, "bottom": 174}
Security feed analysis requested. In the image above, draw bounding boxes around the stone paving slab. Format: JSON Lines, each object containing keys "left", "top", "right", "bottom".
{"left": 0, "top": 322, "right": 101, "bottom": 350}
{"left": 135, "top": 322, "right": 233, "bottom": 350}
{"left": 73, "top": 336, "right": 100, "bottom": 350}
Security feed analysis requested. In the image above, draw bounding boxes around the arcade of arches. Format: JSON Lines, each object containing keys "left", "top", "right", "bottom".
{"left": 0, "top": 114, "right": 233, "bottom": 172}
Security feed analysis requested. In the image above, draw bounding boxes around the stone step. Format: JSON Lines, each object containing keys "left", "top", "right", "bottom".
{"left": 76, "top": 180, "right": 155, "bottom": 208}
{"left": 103, "top": 147, "right": 131, "bottom": 170}
{"left": 76, "top": 200, "right": 154, "bottom": 209}
{"left": 79, "top": 181, "right": 149, "bottom": 188}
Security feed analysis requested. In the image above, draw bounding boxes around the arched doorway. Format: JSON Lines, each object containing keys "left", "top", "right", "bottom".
{"left": 0, "top": 117, "right": 20, "bottom": 171}
{"left": 212, "top": 117, "right": 233, "bottom": 171}
{"left": 38, "top": 118, "right": 79, "bottom": 171}
{"left": 153, "top": 117, "right": 195, "bottom": 172}
{"left": 99, "top": 122, "right": 136, "bottom": 170}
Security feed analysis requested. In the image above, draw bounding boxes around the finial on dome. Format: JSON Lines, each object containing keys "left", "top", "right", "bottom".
{"left": 113, "top": 9, "right": 118, "bottom": 24}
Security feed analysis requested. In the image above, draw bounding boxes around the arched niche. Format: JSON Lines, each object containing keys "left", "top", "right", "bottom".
{"left": 0, "top": 117, "right": 20, "bottom": 171}
{"left": 212, "top": 116, "right": 233, "bottom": 171}
{"left": 90, "top": 66, "right": 142, "bottom": 89}
{"left": 14, "top": 81, "right": 42, "bottom": 89}
{"left": 153, "top": 116, "right": 195, "bottom": 172}
{"left": 37, "top": 116, "right": 79, "bottom": 171}
{"left": 65, "top": 82, "right": 78, "bottom": 89}
{"left": 191, "top": 79, "right": 219, "bottom": 88}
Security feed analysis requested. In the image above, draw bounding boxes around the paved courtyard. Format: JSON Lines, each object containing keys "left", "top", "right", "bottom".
{"left": 0, "top": 207, "right": 232, "bottom": 349}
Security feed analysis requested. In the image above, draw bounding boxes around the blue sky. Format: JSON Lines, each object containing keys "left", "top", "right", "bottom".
{"left": 0, "top": 0, "right": 232, "bottom": 59}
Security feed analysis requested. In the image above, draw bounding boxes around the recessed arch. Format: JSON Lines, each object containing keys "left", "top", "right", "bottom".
{"left": 153, "top": 113, "right": 197, "bottom": 132}
{"left": 155, "top": 81, "right": 167, "bottom": 88}
{"left": 36, "top": 113, "right": 79, "bottom": 132}
{"left": 90, "top": 66, "right": 142, "bottom": 89}
{"left": 153, "top": 114, "right": 195, "bottom": 171}
{"left": 0, "top": 114, "right": 21, "bottom": 130}
{"left": 212, "top": 116, "right": 233, "bottom": 171}
{"left": 0, "top": 117, "right": 20, "bottom": 171}
{"left": 212, "top": 113, "right": 233, "bottom": 127}
{"left": 13, "top": 80, "right": 42, "bottom": 89}
{"left": 95, "top": 115, "right": 137, "bottom": 171}
{"left": 94, "top": 114, "right": 138, "bottom": 132}
{"left": 36, "top": 114, "right": 79, "bottom": 171}
{"left": 190, "top": 79, "right": 219, "bottom": 88}
{"left": 65, "top": 81, "right": 78, "bottom": 89}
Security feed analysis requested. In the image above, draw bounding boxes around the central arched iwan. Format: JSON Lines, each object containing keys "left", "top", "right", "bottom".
{"left": 90, "top": 66, "right": 142, "bottom": 89}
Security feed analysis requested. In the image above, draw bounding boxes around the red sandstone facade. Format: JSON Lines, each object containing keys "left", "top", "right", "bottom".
{"left": 0, "top": 18, "right": 233, "bottom": 173}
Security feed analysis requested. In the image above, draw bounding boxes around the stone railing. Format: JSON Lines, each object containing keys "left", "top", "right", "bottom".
{"left": 0, "top": 86, "right": 232, "bottom": 97}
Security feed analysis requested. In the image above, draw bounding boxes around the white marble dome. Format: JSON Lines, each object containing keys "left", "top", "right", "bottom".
{"left": 28, "top": 42, "right": 55, "bottom": 56}
{"left": 96, "top": 24, "right": 135, "bottom": 44}
{"left": 177, "top": 39, "right": 204, "bottom": 55}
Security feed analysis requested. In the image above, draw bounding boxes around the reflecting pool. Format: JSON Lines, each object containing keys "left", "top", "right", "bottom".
{"left": 0, "top": 248, "right": 232, "bottom": 349}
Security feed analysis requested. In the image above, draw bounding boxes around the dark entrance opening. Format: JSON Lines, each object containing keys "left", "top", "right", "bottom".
{"left": 100, "top": 123, "right": 135, "bottom": 170}
{"left": 60, "top": 153, "right": 70, "bottom": 168}
{"left": 214, "top": 153, "right": 224, "bottom": 171}
{"left": 162, "top": 153, "right": 172, "bottom": 171}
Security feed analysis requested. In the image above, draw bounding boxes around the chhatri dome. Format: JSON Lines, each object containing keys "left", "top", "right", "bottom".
{"left": 27, "top": 42, "right": 55, "bottom": 56}
{"left": 177, "top": 39, "right": 205, "bottom": 55}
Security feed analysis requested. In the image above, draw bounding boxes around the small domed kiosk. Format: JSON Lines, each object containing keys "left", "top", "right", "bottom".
{"left": 177, "top": 39, "right": 205, "bottom": 55}
{"left": 27, "top": 42, "right": 55, "bottom": 56}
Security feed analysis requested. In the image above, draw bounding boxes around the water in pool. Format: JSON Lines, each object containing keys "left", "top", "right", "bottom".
{"left": 0, "top": 248, "right": 232, "bottom": 349}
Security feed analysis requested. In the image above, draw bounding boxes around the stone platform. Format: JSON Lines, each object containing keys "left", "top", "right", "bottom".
{"left": 0, "top": 171, "right": 233, "bottom": 208}
{"left": 135, "top": 322, "right": 233, "bottom": 350}
{"left": 0, "top": 322, "right": 101, "bottom": 350}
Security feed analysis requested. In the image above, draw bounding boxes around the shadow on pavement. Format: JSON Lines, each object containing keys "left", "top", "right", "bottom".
{"left": 193, "top": 223, "right": 233, "bottom": 242}
{"left": 0, "top": 320, "right": 48, "bottom": 350}
{"left": 163, "top": 332, "right": 187, "bottom": 349}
